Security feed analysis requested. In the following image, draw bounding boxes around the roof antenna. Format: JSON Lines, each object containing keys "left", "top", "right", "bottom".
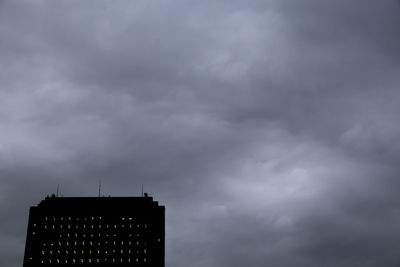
{"left": 98, "top": 180, "right": 101, "bottom": 197}
{"left": 141, "top": 184, "right": 144, "bottom": 197}
{"left": 56, "top": 184, "right": 60, "bottom": 197}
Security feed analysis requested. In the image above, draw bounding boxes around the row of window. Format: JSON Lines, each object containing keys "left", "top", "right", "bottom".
{"left": 43, "top": 233, "right": 142, "bottom": 240}
{"left": 40, "top": 240, "right": 146, "bottom": 247}
{"left": 34, "top": 223, "right": 147, "bottom": 230}
{"left": 42, "top": 216, "right": 135, "bottom": 222}
{"left": 37, "top": 257, "right": 147, "bottom": 264}
{"left": 33, "top": 232, "right": 144, "bottom": 239}
{"left": 40, "top": 248, "right": 147, "bottom": 255}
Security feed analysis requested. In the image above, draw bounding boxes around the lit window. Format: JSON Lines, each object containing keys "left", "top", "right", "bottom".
{"left": 89, "top": 259, "right": 92, "bottom": 263}
{"left": 90, "top": 241, "right": 93, "bottom": 246}
{"left": 144, "top": 249, "right": 146, "bottom": 254}
{"left": 122, "top": 217, "right": 125, "bottom": 221}
{"left": 73, "top": 259, "right": 76, "bottom": 263}
{"left": 32, "top": 232, "right": 36, "bottom": 235}
{"left": 45, "top": 225, "right": 48, "bottom": 230}
{"left": 33, "top": 224, "right": 37, "bottom": 227}
{"left": 74, "top": 250, "right": 77, "bottom": 255}
{"left": 41, "top": 251, "right": 44, "bottom": 255}
{"left": 57, "top": 250, "right": 60, "bottom": 254}
{"left": 129, "top": 218, "right": 133, "bottom": 221}
{"left": 68, "top": 217, "right": 71, "bottom": 221}
{"left": 53, "top": 217, "right": 55, "bottom": 221}
{"left": 144, "top": 258, "right": 147, "bottom": 262}
{"left": 61, "top": 217, "right": 64, "bottom": 221}
{"left": 50, "top": 251, "right": 53, "bottom": 255}
{"left": 136, "top": 258, "right": 139, "bottom": 262}
{"left": 97, "top": 250, "right": 100, "bottom": 254}
{"left": 121, "top": 249, "right": 123, "bottom": 254}
{"left": 68, "top": 225, "right": 70, "bottom": 229}
{"left": 45, "top": 217, "right": 48, "bottom": 221}
{"left": 97, "top": 258, "right": 99, "bottom": 263}
{"left": 67, "top": 242, "right": 69, "bottom": 246}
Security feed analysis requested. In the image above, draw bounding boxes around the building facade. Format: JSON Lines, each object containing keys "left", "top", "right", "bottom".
{"left": 23, "top": 195, "right": 165, "bottom": 267}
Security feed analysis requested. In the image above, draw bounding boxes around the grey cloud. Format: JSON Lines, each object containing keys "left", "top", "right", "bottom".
{"left": 1, "top": 1, "right": 400, "bottom": 266}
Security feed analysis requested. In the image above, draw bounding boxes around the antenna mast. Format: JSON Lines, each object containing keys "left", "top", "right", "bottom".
{"left": 56, "top": 184, "right": 60, "bottom": 197}
{"left": 98, "top": 180, "right": 101, "bottom": 197}
{"left": 141, "top": 184, "right": 144, "bottom": 197}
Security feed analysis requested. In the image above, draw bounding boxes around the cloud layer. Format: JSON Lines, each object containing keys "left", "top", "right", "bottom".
{"left": 1, "top": 1, "right": 400, "bottom": 266}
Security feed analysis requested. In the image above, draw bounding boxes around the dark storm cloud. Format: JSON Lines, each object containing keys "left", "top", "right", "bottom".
{"left": 1, "top": 0, "right": 400, "bottom": 266}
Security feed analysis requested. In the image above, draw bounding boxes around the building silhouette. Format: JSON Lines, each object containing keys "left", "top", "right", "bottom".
{"left": 23, "top": 194, "right": 165, "bottom": 267}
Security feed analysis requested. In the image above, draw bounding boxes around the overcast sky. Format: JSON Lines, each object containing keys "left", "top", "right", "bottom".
{"left": 1, "top": 0, "right": 400, "bottom": 266}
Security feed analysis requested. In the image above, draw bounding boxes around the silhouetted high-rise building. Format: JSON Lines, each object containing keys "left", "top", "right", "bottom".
{"left": 23, "top": 194, "right": 165, "bottom": 267}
